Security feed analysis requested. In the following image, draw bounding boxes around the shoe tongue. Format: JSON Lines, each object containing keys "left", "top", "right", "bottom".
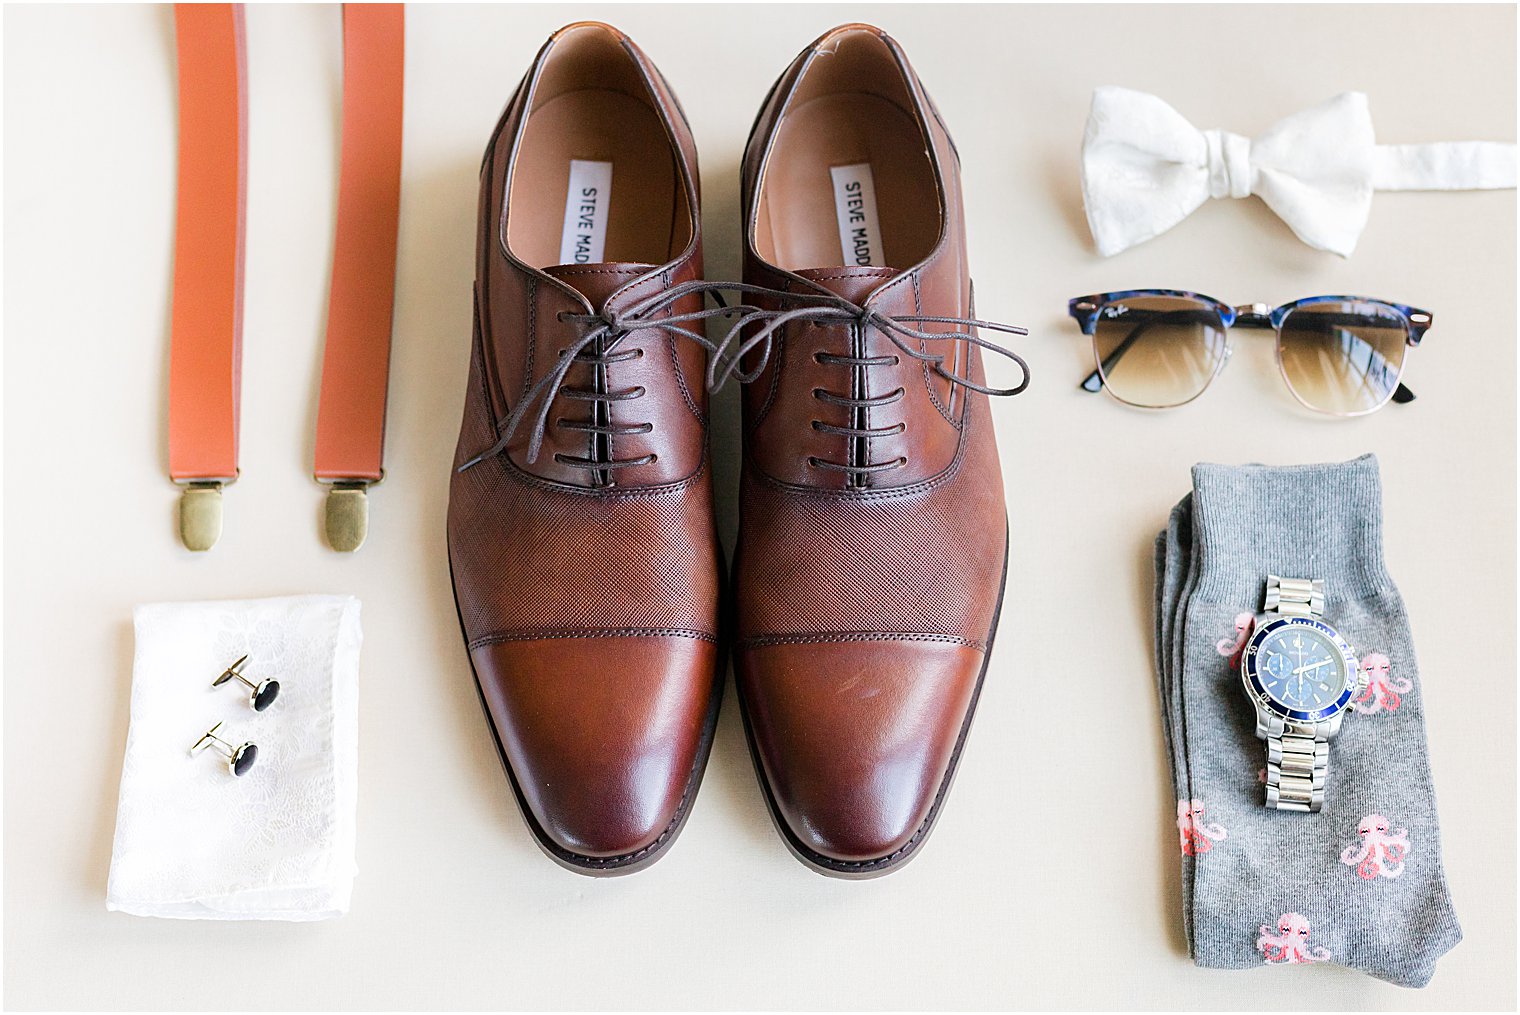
{"left": 793, "top": 265, "right": 900, "bottom": 305}
{"left": 543, "top": 262, "right": 658, "bottom": 307}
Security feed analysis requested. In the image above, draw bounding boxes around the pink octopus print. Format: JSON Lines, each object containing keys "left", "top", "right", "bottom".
{"left": 1216, "top": 612, "right": 1254, "bottom": 668}
{"left": 1340, "top": 814, "right": 1409, "bottom": 879}
{"left": 1257, "top": 913, "right": 1331, "bottom": 964}
{"left": 1177, "top": 799, "right": 1228, "bottom": 856}
{"left": 1351, "top": 652, "right": 1410, "bottom": 715}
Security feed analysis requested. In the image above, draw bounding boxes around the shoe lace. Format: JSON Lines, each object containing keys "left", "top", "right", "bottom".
{"left": 701, "top": 283, "right": 1031, "bottom": 479}
{"left": 457, "top": 280, "right": 735, "bottom": 472}
{"left": 458, "top": 278, "right": 1030, "bottom": 477}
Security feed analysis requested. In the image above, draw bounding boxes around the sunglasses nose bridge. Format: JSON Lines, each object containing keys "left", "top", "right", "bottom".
{"left": 1234, "top": 302, "right": 1272, "bottom": 320}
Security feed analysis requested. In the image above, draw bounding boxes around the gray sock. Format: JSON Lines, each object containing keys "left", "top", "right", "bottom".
{"left": 1155, "top": 454, "right": 1461, "bottom": 988}
{"left": 1155, "top": 497, "right": 1199, "bottom": 954}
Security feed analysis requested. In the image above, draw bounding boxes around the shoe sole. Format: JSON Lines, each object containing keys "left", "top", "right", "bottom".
{"left": 448, "top": 551, "right": 726, "bottom": 877}
{"left": 735, "top": 522, "right": 1010, "bottom": 879}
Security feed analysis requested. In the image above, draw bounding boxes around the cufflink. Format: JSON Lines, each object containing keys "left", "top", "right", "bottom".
{"left": 212, "top": 654, "right": 279, "bottom": 711}
{"left": 190, "top": 721, "right": 258, "bottom": 777}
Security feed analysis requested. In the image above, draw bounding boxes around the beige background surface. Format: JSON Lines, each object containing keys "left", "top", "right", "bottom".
{"left": 4, "top": 3, "right": 1515, "bottom": 1010}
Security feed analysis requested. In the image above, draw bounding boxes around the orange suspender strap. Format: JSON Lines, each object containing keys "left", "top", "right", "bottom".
{"left": 167, "top": 4, "right": 404, "bottom": 552}
{"left": 168, "top": 3, "right": 247, "bottom": 551}
{"left": 313, "top": 4, "right": 406, "bottom": 552}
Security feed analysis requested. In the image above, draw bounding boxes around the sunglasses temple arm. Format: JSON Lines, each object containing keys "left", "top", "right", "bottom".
{"left": 1317, "top": 320, "right": 1417, "bottom": 405}
{"left": 1077, "top": 311, "right": 1189, "bottom": 393}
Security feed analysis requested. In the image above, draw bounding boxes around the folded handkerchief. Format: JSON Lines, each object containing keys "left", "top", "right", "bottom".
{"left": 107, "top": 594, "right": 361, "bottom": 920}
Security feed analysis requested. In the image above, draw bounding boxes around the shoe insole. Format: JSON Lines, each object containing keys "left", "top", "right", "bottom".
{"left": 506, "top": 89, "right": 680, "bottom": 269}
{"left": 756, "top": 92, "right": 939, "bottom": 272}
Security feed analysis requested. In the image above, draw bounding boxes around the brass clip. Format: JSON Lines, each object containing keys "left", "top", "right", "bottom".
{"left": 323, "top": 481, "right": 371, "bottom": 552}
{"left": 178, "top": 481, "right": 225, "bottom": 552}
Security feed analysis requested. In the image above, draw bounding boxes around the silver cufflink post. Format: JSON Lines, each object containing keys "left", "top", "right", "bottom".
{"left": 190, "top": 721, "right": 258, "bottom": 777}
{"left": 212, "top": 654, "right": 280, "bottom": 711}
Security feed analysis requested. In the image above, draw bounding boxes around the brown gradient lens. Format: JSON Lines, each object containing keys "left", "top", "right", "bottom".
{"left": 1277, "top": 301, "right": 1408, "bottom": 415}
{"left": 1092, "top": 295, "right": 1227, "bottom": 408}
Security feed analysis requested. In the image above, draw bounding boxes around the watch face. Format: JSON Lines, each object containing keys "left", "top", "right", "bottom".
{"left": 1242, "top": 617, "right": 1357, "bottom": 722}
{"left": 1255, "top": 626, "right": 1350, "bottom": 709}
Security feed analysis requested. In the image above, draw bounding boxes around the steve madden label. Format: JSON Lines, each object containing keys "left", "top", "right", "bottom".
{"left": 558, "top": 160, "right": 614, "bottom": 264}
{"left": 829, "top": 162, "right": 885, "bottom": 267}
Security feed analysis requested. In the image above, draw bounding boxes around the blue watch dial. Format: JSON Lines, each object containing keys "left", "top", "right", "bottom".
{"left": 1255, "top": 625, "right": 1350, "bottom": 711}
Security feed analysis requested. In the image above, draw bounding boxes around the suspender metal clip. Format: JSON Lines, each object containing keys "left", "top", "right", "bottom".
{"left": 318, "top": 473, "right": 382, "bottom": 552}
{"left": 176, "top": 478, "right": 235, "bottom": 552}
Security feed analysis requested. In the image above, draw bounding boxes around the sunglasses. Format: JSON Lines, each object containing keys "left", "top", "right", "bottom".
{"left": 1067, "top": 291, "right": 1432, "bottom": 415}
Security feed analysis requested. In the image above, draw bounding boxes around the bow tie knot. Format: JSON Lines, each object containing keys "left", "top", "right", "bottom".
{"left": 1204, "top": 129, "right": 1253, "bottom": 200}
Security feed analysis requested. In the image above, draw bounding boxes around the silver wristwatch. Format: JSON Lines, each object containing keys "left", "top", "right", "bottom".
{"left": 1239, "top": 576, "right": 1364, "bottom": 813}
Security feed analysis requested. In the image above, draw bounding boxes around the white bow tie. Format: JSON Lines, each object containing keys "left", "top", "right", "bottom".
{"left": 1081, "top": 86, "right": 1516, "bottom": 257}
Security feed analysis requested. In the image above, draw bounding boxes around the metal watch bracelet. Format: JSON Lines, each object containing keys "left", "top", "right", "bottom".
{"left": 1261, "top": 576, "right": 1331, "bottom": 812}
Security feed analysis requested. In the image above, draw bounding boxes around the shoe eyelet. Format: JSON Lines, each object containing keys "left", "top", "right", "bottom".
{"left": 810, "top": 420, "right": 823, "bottom": 431}
{"left": 890, "top": 355, "right": 901, "bottom": 365}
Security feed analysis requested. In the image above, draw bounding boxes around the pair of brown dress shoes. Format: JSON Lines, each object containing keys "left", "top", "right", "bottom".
{"left": 447, "top": 21, "right": 1027, "bottom": 878}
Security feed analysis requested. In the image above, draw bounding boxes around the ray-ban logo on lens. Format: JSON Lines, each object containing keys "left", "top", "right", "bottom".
{"left": 1103, "top": 303, "right": 1130, "bottom": 318}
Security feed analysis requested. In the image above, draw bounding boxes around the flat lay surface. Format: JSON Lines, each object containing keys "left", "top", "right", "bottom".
{"left": 4, "top": 3, "right": 1514, "bottom": 1009}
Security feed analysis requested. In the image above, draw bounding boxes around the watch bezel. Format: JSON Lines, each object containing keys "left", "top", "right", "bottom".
{"left": 1240, "top": 616, "right": 1358, "bottom": 723}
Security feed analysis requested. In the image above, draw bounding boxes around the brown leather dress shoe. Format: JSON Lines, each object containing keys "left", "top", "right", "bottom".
{"left": 448, "top": 23, "right": 722, "bottom": 875}
{"left": 730, "top": 24, "right": 1028, "bottom": 877}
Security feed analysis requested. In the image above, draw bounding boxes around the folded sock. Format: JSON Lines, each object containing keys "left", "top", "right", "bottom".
{"left": 1155, "top": 496, "right": 1200, "bottom": 952}
{"left": 1155, "top": 454, "right": 1461, "bottom": 988}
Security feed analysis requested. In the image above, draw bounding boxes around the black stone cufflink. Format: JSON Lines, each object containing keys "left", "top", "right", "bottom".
{"left": 212, "top": 654, "right": 280, "bottom": 711}
{"left": 190, "top": 721, "right": 258, "bottom": 777}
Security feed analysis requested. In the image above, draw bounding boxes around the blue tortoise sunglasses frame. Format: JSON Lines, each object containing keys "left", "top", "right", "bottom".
{"left": 1067, "top": 290, "right": 1433, "bottom": 415}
